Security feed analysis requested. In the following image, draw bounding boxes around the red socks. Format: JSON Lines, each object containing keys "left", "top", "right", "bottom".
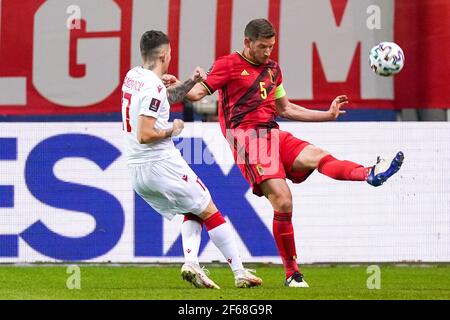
{"left": 273, "top": 211, "right": 300, "bottom": 279}
{"left": 318, "top": 154, "right": 370, "bottom": 181}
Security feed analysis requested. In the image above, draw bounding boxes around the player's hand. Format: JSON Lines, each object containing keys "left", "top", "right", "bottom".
{"left": 171, "top": 119, "right": 185, "bottom": 137}
{"left": 162, "top": 74, "right": 180, "bottom": 88}
{"left": 190, "top": 67, "right": 207, "bottom": 83}
{"left": 328, "top": 95, "right": 348, "bottom": 120}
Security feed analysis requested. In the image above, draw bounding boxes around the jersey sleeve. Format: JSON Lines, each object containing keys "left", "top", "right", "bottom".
{"left": 274, "top": 64, "right": 287, "bottom": 100}
{"left": 201, "top": 56, "right": 232, "bottom": 95}
{"left": 139, "top": 84, "right": 166, "bottom": 119}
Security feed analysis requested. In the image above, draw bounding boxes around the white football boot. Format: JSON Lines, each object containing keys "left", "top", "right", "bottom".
{"left": 181, "top": 262, "right": 220, "bottom": 289}
{"left": 234, "top": 269, "right": 263, "bottom": 288}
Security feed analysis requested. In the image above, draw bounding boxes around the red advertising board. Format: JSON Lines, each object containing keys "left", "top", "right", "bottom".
{"left": 0, "top": 0, "right": 448, "bottom": 115}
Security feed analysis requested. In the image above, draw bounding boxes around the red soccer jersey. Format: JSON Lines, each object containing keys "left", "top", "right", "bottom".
{"left": 202, "top": 51, "right": 284, "bottom": 134}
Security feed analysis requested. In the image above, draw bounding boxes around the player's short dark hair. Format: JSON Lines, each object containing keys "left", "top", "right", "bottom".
{"left": 140, "top": 30, "right": 170, "bottom": 61}
{"left": 244, "top": 19, "right": 276, "bottom": 41}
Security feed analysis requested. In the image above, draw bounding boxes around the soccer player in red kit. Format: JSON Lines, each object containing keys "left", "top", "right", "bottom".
{"left": 167, "top": 19, "right": 403, "bottom": 287}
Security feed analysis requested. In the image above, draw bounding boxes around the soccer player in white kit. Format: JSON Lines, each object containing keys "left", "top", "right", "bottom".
{"left": 122, "top": 30, "right": 262, "bottom": 289}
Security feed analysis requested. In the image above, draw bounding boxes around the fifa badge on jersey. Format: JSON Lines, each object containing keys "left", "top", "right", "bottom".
{"left": 149, "top": 98, "right": 161, "bottom": 112}
{"left": 256, "top": 164, "right": 264, "bottom": 176}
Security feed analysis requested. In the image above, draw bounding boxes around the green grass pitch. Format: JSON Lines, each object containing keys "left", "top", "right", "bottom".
{"left": 0, "top": 264, "right": 449, "bottom": 300}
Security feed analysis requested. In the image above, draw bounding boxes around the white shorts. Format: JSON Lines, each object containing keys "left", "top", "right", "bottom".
{"left": 128, "top": 152, "right": 212, "bottom": 220}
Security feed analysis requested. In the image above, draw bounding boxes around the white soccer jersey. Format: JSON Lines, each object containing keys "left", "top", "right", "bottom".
{"left": 122, "top": 66, "right": 212, "bottom": 219}
{"left": 121, "top": 66, "right": 177, "bottom": 164}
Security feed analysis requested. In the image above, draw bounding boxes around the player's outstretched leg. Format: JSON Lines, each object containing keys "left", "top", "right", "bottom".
{"left": 302, "top": 146, "right": 403, "bottom": 186}
{"left": 367, "top": 151, "right": 404, "bottom": 187}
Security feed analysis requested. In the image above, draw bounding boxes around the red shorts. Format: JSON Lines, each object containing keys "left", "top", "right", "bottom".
{"left": 228, "top": 128, "right": 314, "bottom": 197}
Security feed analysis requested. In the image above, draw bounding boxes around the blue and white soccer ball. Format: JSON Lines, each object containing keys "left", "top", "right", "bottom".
{"left": 369, "top": 42, "right": 405, "bottom": 76}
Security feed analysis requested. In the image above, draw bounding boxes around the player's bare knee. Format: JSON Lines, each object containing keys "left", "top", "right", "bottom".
{"left": 309, "top": 146, "right": 330, "bottom": 168}
{"left": 278, "top": 201, "right": 293, "bottom": 213}
{"left": 295, "top": 145, "right": 329, "bottom": 170}
{"left": 272, "top": 194, "right": 292, "bottom": 213}
{"left": 310, "top": 146, "right": 328, "bottom": 157}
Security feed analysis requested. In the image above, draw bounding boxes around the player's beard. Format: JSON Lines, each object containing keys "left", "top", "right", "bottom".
{"left": 253, "top": 50, "right": 270, "bottom": 64}
{"left": 249, "top": 51, "right": 269, "bottom": 65}
{"left": 257, "top": 56, "right": 270, "bottom": 64}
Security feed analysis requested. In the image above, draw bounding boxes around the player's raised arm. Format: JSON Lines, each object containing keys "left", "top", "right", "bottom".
{"left": 186, "top": 56, "right": 232, "bottom": 102}
{"left": 276, "top": 94, "right": 348, "bottom": 122}
{"left": 185, "top": 82, "right": 209, "bottom": 102}
{"left": 166, "top": 67, "right": 206, "bottom": 104}
{"left": 162, "top": 73, "right": 209, "bottom": 102}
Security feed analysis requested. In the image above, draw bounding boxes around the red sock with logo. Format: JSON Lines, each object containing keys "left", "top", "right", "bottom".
{"left": 318, "top": 154, "right": 370, "bottom": 181}
{"left": 273, "top": 211, "right": 300, "bottom": 279}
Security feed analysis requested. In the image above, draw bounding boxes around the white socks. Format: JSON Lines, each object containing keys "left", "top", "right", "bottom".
{"left": 207, "top": 222, "right": 244, "bottom": 272}
{"left": 181, "top": 219, "right": 202, "bottom": 265}
{"left": 183, "top": 212, "right": 245, "bottom": 273}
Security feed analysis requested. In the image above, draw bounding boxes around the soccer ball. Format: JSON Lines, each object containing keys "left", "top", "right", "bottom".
{"left": 369, "top": 42, "right": 405, "bottom": 76}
